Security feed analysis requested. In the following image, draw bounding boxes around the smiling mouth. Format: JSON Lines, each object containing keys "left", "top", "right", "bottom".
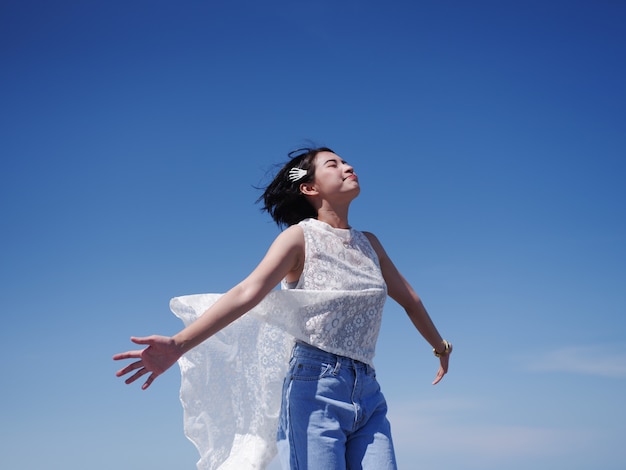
{"left": 344, "top": 175, "right": 358, "bottom": 181}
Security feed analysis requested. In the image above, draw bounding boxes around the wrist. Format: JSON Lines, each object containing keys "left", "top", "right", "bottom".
{"left": 433, "top": 339, "right": 452, "bottom": 357}
{"left": 172, "top": 334, "right": 191, "bottom": 355}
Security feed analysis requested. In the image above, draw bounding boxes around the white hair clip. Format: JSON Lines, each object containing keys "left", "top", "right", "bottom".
{"left": 288, "top": 167, "right": 308, "bottom": 182}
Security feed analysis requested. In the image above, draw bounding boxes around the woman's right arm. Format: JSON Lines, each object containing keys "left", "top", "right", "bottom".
{"left": 113, "top": 225, "right": 305, "bottom": 389}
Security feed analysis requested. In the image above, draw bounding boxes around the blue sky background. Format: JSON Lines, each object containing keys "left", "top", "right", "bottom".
{"left": 1, "top": 1, "right": 625, "bottom": 469}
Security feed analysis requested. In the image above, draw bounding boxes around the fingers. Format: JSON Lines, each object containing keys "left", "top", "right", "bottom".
{"left": 126, "top": 367, "right": 150, "bottom": 385}
{"left": 432, "top": 367, "right": 445, "bottom": 385}
{"left": 113, "top": 337, "right": 161, "bottom": 388}
{"left": 115, "top": 360, "right": 159, "bottom": 389}
{"left": 141, "top": 373, "right": 157, "bottom": 390}
{"left": 112, "top": 349, "right": 143, "bottom": 361}
{"left": 113, "top": 338, "right": 153, "bottom": 378}
{"left": 124, "top": 369, "right": 157, "bottom": 389}
{"left": 130, "top": 336, "right": 156, "bottom": 345}
{"left": 115, "top": 359, "right": 143, "bottom": 378}
{"left": 112, "top": 337, "right": 155, "bottom": 363}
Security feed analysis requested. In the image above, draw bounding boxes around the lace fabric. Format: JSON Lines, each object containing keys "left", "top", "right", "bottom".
{"left": 171, "top": 293, "right": 292, "bottom": 470}
{"left": 170, "top": 218, "right": 388, "bottom": 469}
{"left": 286, "top": 218, "right": 388, "bottom": 363}
{"left": 294, "top": 218, "right": 386, "bottom": 295}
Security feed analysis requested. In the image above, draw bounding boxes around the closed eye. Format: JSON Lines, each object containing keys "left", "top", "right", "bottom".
{"left": 323, "top": 158, "right": 347, "bottom": 167}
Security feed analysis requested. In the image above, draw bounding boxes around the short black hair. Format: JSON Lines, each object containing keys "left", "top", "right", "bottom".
{"left": 258, "top": 147, "right": 334, "bottom": 227}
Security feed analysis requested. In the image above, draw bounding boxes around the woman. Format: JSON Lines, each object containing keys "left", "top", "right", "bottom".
{"left": 114, "top": 147, "right": 452, "bottom": 470}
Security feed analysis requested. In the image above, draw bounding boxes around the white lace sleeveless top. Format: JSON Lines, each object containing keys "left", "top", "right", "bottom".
{"left": 279, "top": 218, "right": 387, "bottom": 363}
{"left": 169, "top": 218, "right": 388, "bottom": 469}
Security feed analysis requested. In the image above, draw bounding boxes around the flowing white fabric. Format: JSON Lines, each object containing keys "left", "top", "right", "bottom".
{"left": 170, "top": 218, "right": 388, "bottom": 470}
{"left": 171, "top": 293, "right": 292, "bottom": 470}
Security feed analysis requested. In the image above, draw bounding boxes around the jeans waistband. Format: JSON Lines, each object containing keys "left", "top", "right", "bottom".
{"left": 292, "top": 341, "right": 373, "bottom": 372}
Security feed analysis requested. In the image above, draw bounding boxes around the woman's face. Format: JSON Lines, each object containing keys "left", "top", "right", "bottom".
{"left": 309, "top": 151, "right": 360, "bottom": 200}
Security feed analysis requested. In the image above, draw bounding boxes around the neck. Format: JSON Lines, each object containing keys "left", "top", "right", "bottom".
{"left": 316, "top": 206, "right": 350, "bottom": 229}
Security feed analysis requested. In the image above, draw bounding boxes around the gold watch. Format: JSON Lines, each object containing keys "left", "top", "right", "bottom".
{"left": 433, "top": 339, "right": 451, "bottom": 357}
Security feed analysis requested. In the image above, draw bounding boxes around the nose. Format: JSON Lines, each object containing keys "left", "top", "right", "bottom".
{"left": 343, "top": 162, "right": 354, "bottom": 173}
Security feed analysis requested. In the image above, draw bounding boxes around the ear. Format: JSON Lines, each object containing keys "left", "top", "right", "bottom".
{"left": 299, "top": 182, "right": 318, "bottom": 196}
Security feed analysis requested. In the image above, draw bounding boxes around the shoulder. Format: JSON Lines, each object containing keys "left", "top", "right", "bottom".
{"left": 282, "top": 223, "right": 304, "bottom": 237}
{"left": 361, "top": 231, "right": 381, "bottom": 247}
{"left": 361, "top": 231, "right": 389, "bottom": 261}
{"left": 273, "top": 224, "right": 305, "bottom": 249}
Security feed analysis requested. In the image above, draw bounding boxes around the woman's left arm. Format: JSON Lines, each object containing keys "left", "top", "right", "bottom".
{"left": 364, "top": 232, "right": 452, "bottom": 384}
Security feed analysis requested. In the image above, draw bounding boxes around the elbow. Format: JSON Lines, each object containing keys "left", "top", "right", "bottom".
{"left": 229, "top": 280, "right": 269, "bottom": 311}
{"left": 389, "top": 287, "right": 422, "bottom": 311}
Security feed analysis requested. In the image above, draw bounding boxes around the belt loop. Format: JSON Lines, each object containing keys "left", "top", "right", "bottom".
{"left": 333, "top": 357, "right": 341, "bottom": 375}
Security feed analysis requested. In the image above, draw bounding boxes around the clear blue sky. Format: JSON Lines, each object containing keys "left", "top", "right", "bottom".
{"left": 1, "top": 1, "right": 625, "bottom": 469}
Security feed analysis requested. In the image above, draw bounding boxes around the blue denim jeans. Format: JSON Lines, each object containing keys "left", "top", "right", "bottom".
{"left": 277, "top": 342, "right": 397, "bottom": 470}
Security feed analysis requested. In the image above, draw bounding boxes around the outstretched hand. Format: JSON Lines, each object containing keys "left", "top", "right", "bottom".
{"left": 432, "top": 343, "right": 452, "bottom": 385}
{"left": 113, "top": 336, "right": 183, "bottom": 390}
